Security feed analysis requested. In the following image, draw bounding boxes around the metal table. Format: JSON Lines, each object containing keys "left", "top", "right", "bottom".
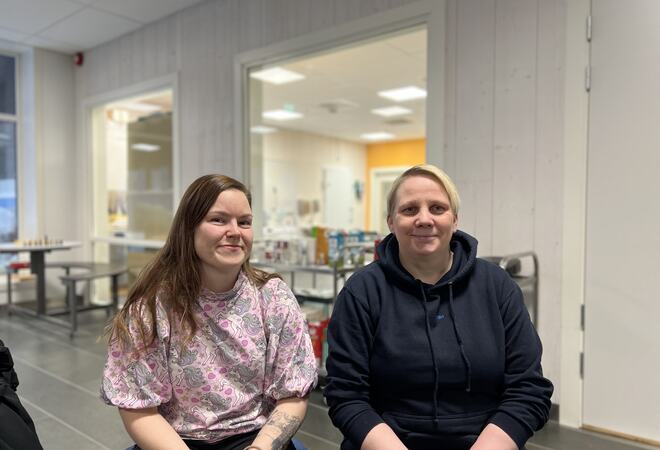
{"left": 1, "top": 241, "right": 81, "bottom": 315}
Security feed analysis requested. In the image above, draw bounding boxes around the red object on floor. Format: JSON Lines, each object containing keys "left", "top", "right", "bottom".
{"left": 8, "top": 261, "right": 30, "bottom": 270}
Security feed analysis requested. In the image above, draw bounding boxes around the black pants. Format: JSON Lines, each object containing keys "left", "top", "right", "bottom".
{"left": 134, "top": 429, "right": 296, "bottom": 450}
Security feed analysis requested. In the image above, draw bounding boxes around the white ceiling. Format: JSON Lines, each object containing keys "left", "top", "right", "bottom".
{"left": 254, "top": 27, "right": 427, "bottom": 144}
{"left": 0, "top": 2, "right": 426, "bottom": 146}
{"left": 0, "top": 0, "right": 203, "bottom": 54}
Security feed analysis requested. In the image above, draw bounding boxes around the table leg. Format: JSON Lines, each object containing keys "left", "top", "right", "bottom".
{"left": 66, "top": 280, "right": 77, "bottom": 338}
{"left": 30, "top": 251, "right": 46, "bottom": 315}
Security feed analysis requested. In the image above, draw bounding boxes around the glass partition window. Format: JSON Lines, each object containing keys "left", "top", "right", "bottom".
{"left": 0, "top": 54, "right": 18, "bottom": 245}
{"left": 247, "top": 27, "right": 427, "bottom": 243}
{"left": 92, "top": 90, "right": 173, "bottom": 242}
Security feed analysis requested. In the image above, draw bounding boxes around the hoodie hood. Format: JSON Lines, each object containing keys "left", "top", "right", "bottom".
{"left": 376, "top": 229, "right": 478, "bottom": 292}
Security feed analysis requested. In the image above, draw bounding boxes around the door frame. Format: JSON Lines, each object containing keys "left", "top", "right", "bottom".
{"left": 370, "top": 166, "right": 408, "bottom": 235}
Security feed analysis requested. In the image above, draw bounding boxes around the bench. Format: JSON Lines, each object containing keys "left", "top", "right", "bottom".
{"left": 5, "top": 261, "right": 127, "bottom": 338}
{"left": 58, "top": 263, "right": 128, "bottom": 338}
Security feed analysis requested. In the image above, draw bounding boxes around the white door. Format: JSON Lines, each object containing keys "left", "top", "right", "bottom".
{"left": 322, "top": 166, "right": 353, "bottom": 229}
{"left": 583, "top": 0, "right": 660, "bottom": 442}
{"left": 370, "top": 167, "right": 407, "bottom": 235}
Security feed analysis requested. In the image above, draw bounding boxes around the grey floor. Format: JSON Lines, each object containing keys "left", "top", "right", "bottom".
{"left": 0, "top": 307, "right": 657, "bottom": 450}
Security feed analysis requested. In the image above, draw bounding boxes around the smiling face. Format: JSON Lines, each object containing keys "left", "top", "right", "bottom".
{"left": 194, "top": 188, "right": 253, "bottom": 290}
{"left": 387, "top": 175, "right": 458, "bottom": 263}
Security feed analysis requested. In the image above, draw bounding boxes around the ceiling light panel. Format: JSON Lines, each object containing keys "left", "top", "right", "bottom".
{"left": 250, "top": 125, "right": 278, "bottom": 134}
{"left": 378, "top": 86, "right": 427, "bottom": 102}
{"left": 361, "top": 132, "right": 395, "bottom": 141}
{"left": 120, "top": 102, "right": 162, "bottom": 112}
{"left": 131, "top": 143, "right": 160, "bottom": 152}
{"left": 371, "top": 106, "right": 412, "bottom": 117}
{"left": 250, "top": 67, "right": 305, "bottom": 85}
{"left": 262, "top": 109, "right": 303, "bottom": 121}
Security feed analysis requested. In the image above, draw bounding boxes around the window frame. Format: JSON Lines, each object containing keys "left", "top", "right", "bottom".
{"left": 0, "top": 50, "right": 20, "bottom": 244}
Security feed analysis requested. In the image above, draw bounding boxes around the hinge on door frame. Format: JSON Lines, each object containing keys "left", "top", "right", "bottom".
{"left": 580, "top": 352, "right": 584, "bottom": 379}
{"left": 586, "top": 15, "right": 592, "bottom": 42}
{"left": 580, "top": 303, "right": 585, "bottom": 330}
{"left": 585, "top": 66, "right": 591, "bottom": 92}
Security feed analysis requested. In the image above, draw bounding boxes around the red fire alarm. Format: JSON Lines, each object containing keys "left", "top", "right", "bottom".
{"left": 74, "top": 52, "right": 84, "bottom": 66}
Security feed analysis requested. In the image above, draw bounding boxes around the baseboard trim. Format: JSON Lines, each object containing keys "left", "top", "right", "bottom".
{"left": 582, "top": 424, "right": 660, "bottom": 448}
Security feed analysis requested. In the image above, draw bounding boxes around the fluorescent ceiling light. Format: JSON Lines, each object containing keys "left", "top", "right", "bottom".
{"left": 250, "top": 67, "right": 305, "bottom": 85}
{"left": 371, "top": 106, "right": 412, "bottom": 117}
{"left": 378, "top": 86, "right": 427, "bottom": 102}
{"left": 262, "top": 109, "right": 303, "bottom": 121}
{"left": 121, "top": 102, "right": 162, "bottom": 112}
{"left": 251, "top": 125, "right": 278, "bottom": 134}
{"left": 361, "top": 132, "right": 395, "bottom": 141}
{"left": 131, "top": 143, "right": 160, "bottom": 152}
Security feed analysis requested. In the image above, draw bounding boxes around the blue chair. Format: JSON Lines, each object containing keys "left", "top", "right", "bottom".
{"left": 292, "top": 437, "right": 308, "bottom": 450}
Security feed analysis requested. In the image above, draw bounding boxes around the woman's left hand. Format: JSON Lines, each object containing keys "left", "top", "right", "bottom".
{"left": 470, "top": 423, "right": 518, "bottom": 450}
{"left": 250, "top": 396, "right": 308, "bottom": 450}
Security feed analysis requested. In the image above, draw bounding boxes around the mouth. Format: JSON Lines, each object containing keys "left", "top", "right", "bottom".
{"left": 218, "top": 244, "right": 243, "bottom": 251}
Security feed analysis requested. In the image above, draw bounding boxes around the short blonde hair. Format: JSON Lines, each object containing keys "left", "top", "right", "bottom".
{"left": 387, "top": 164, "right": 461, "bottom": 217}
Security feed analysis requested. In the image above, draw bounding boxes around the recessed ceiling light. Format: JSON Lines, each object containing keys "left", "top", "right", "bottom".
{"left": 378, "top": 86, "right": 427, "bottom": 102}
{"left": 131, "top": 143, "right": 160, "bottom": 152}
{"left": 262, "top": 109, "right": 303, "bottom": 121}
{"left": 371, "top": 106, "right": 412, "bottom": 117}
{"left": 251, "top": 125, "right": 278, "bottom": 134}
{"left": 250, "top": 67, "right": 305, "bottom": 85}
{"left": 361, "top": 132, "right": 395, "bottom": 141}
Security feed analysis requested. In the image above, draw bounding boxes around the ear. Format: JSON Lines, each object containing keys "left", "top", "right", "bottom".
{"left": 387, "top": 215, "right": 394, "bottom": 233}
{"left": 452, "top": 213, "right": 459, "bottom": 233}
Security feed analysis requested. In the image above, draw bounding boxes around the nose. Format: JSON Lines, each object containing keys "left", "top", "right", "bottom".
{"left": 225, "top": 220, "right": 240, "bottom": 237}
{"left": 415, "top": 207, "right": 433, "bottom": 226}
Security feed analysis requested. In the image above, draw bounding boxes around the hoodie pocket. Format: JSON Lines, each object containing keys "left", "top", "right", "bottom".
{"left": 382, "top": 409, "right": 492, "bottom": 449}
{"left": 405, "top": 432, "right": 478, "bottom": 450}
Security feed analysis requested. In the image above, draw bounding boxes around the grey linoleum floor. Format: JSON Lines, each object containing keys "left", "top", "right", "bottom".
{"left": 0, "top": 307, "right": 657, "bottom": 450}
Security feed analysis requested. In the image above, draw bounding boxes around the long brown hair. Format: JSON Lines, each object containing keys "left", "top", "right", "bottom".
{"left": 107, "top": 174, "right": 279, "bottom": 350}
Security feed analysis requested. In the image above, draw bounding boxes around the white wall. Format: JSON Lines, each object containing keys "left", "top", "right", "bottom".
{"left": 34, "top": 49, "right": 78, "bottom": 251}
{"left": 262, "top": 128, "right": 366, "bottom": 231}
{"left": 73, "top": 0, "right": 566, "bottom": 400}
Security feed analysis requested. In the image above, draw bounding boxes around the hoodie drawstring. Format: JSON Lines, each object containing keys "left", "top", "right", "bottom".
{"left": 447, "top": 282, "right": 473, "bottom": 392}
{"left": 418, "top": 282, "right": 441, "bottom": 425}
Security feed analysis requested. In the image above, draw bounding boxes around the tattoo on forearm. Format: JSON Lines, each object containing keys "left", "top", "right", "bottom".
{"left": 264, "top": 410, "right": 302, "bottom": 450}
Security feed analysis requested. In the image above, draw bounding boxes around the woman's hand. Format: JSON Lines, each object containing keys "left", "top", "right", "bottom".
{"left": 361, "top": 423, "right": 408, "bottom": 450}
{"left": 250, "top": 396, "right": 308, "bottom": 450}
{"left": 118, "top": 407, "right": 189, "bottom": 450}
{"left": 470, "top": 423, "right": 518, "bottom": 450}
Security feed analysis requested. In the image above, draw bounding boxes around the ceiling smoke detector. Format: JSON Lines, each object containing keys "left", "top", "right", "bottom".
{"left": 317, "top": 99, "right": 359, "bottom": 114}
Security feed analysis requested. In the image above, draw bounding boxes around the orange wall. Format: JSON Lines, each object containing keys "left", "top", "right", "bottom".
{"left": 365, "top": 138, "right": 426, "bottom": 229}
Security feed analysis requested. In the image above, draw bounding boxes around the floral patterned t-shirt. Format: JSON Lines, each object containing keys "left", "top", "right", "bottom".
{"left": 101, "top": 271, "right": 317, "bottom": 442}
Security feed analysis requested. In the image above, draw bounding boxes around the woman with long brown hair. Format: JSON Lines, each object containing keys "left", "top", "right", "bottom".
{"left": 101, "top": 174, "right": 317, "bottom": 450}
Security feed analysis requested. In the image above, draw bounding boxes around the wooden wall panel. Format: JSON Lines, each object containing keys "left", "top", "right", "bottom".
{"left": 533, "top": 0, "right": 565, "bottom": 393}
{"left": 453, "top": 0, "right": 496, "bottom": 255}
{"left": 492, "top": 0, "right": 538, "bottom": 255}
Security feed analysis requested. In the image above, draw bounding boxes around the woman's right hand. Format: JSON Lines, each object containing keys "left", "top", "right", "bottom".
{"left": 361, "top": 423, "right": 408, "bottom": 450}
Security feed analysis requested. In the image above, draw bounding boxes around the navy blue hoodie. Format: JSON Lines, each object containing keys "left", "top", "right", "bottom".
{"left": 324, "top": 231, "right": 553, "bottom": 450}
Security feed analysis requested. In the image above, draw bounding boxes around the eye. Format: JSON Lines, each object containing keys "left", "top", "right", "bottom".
{"left": 239, "top": 219, "right": 252, "bottom": 228}
{"left": 209, "top": 216, "right": 225, "bottom": 224}
{"left": 401, "top": 206, "right": 417, "bottom": 215}
{"left": 430, "top": 205, "right": 447, "bottom": 214}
